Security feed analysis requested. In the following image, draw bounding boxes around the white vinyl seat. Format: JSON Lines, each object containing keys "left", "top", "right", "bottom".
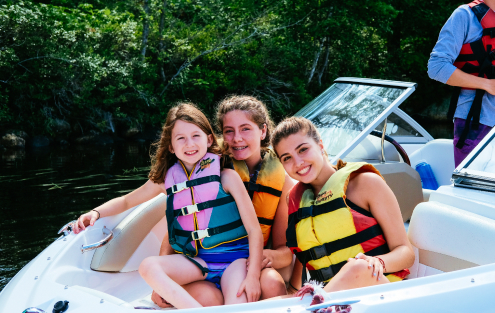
{"left": 407, "top": 201, "right": 495, "bottom": 279}
{"left": 409, "top": 139, "right": 455, "bottom": 187}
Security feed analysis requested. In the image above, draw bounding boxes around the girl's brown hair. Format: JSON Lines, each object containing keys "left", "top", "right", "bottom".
{"left": 216, "top": 95, "right": 274, "bottom": 150}
{"left": 271, "top": 117, "right": 323, "bottom": 156}
{"left": 148, "top": 103, "right": 222, "bottom": 183}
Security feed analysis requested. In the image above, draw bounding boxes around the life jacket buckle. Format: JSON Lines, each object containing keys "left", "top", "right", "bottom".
{"left": 192, "top": 229, "right": 210, "bottom": 241}
{"left": 298, "top": 205, "right": 314, "bottom": 220}
{"left": 310, "top": 245, "right": 328, "bottom": 260}
{"left": 172, "top": 181, "right": 189, "bottom": 193}
{"left": 181, "top": 204, "right": 199, "bottom": 215}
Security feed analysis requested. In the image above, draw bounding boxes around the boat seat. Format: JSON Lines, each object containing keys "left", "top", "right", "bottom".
{"left": 72, "top": 285, "right": 134, "bottom": 308}
{"left": 91, "top": 194, "right": 167, "bottom": 272}
{"left": 372, "top": 162, "right": 423, "bottom": 222}
{"left": 407, "top": 201, "right": 495, "bottom": 279}
{"left": 409, "top": 139, "right": 455, "bottom": 187}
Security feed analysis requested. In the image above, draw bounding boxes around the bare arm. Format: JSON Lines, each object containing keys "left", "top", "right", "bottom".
{"left": 446, "top": 68, "right": 495, "bottom": 95}
{"left": 73, "top": 179, "right": 166, "bottom": 233}
{"left": 264, "top": 173, "right": 294, "bottom": 269}
{"left": 347, "top": 173, "right": 415, "bottom": 273}
{"left": 222, "top": 169, "right": 263, "bottom": 302}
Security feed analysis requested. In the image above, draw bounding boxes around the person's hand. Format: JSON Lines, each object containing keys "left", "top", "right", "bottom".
{"left": 236, "top": 275, "right": 261, "bottom": 302}
{"left": 151, "top": 290, "right": 173, "bottom": 308}
{"left": 353, "top": 253, "right": 384, "bottom": 281}
{"left": 246, "top": 249, "right": 274, "bottom": 270}
{"left": 73, "top": 210, "right": 99, "bottom": 234}
{"left": 485, "top": 79, "right": 495, "bottom": 95}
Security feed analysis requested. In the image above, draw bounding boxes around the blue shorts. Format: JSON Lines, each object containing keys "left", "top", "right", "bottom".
{"left": 197, "top": 238, "right": 249, "bottom": 289}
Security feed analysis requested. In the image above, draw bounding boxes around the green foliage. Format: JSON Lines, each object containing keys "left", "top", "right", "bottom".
{"left": 0, "top": 0, "right": 459, "bottom": 136}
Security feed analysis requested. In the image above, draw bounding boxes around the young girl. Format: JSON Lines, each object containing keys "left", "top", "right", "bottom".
{"left": 271, "top": 117, "right": 414, "bottom": 293}
{"left": 73, "top": 103, "right": 263, "bottom": 309}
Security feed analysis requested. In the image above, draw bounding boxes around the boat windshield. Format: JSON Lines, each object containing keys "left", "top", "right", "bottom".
{"left": 295, "top": 79, "right": 415, "bottom": 162}
{"left": 453, "top": 127, "right": 495, "bottom": 192}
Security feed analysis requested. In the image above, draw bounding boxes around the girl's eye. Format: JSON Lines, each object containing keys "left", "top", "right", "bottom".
{"left": 282, "top": 156, "right": 291, "bottom": 162}
{"left": 224, "top": 130, "right": 233, "bottom": 134}
{"left": 177, "top": 137, "right": 184, "bottom": 140}
{"left": 299, "top": 147, "right": 308, "bottom": 153}
{"left": 242, "top": 127, "right": 250, "bottom": 131}
{"left": 193, "top": 134, "right": 200, "bottom": 137}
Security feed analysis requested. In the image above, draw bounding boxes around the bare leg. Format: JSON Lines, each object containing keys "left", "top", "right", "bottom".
{"left": 260, "top": 268, "right": 287, "bottom": 299}
{"left": 220, "top": 258, "right": 249, "bottom": 305}
{"left": 139, "top": 254, "right": 209, "bottom": 309}
{"left": 324, "top": 258, "right": 389, "bottom": 293}
{"left": 183, "top": 281, "right": 224, "bottom": 307}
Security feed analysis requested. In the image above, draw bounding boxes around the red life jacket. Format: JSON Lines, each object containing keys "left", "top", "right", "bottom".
{"left": 450, "top": 0, "right": 495, "bottom": 148}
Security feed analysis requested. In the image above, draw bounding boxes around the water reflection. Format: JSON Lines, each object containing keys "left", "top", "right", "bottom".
{"left": 0, "top": 142, "right": 152, "bottom": 291}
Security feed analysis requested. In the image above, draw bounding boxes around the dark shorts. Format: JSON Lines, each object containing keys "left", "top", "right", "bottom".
{"left": 453, "top": 118, "right": 492, "bottom": 167}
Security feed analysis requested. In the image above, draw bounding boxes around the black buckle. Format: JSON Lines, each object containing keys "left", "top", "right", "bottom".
{"left": 319, "top": 266, "right": 335, "bottom": 281}
{"left": 297, "top": 206, "right": 314, "bottom": 220}
{"left": 309, "top": 245, "right": 328, "bottom": 260}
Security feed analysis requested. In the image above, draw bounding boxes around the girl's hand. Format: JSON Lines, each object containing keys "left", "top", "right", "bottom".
{"left": 246, "top": 249, "right": 274, "bottom": 269}
{"left": 236, "top": 275, "right": 261, "bottom": 302}
{"left": 73, "top": 210, "right": 99, "bottom": 234}
{"left": 353, "top": 253, "right": 384, "bottom": 281}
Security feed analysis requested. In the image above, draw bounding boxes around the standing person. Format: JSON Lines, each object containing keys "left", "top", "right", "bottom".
{"left": 428, "top": 0, "right": 495, "bottom": 167}
{"left": 271, "top": 117, "right": 413, "bottom": 292}
{"left": 73, "top": 103, "right": 263, "bottom": 309}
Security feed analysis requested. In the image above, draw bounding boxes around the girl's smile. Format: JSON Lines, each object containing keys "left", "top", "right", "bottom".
{"left": 222, "top": 110, "right": 266, "bottom": 170}
{"left": 170, "top": 120, "right": 212, "bottom": 172}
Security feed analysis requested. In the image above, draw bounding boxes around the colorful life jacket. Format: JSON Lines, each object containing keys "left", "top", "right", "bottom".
{"left": 231, "top": 149, "right": 285, "bottom": 247}
{"left": 450, "top": 0, "right": 495, "bottom": 148}
{"left": 286, "top": 162, "right": 410, "bottom": 283}
{"left": 165, "top": 153, "right": 248, "bottom": 260}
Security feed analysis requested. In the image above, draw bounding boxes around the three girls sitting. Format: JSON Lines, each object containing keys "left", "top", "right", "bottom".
{"left": 74, "top": 98, "right": 415, "bottom": 308}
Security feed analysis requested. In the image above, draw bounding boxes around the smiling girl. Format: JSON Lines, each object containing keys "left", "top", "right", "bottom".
{"left": 271, "top": 117, "right": 414, "bottom": 293}
{"left": 73, "top": 103, "right": 263, "bottom": 309}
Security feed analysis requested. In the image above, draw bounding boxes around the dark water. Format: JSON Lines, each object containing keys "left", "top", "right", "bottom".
{"left": 0, "top": 122, "right": 453, "bottom": 292}
{"left": 0, "top": 142, "right": 152, "bottom": 291}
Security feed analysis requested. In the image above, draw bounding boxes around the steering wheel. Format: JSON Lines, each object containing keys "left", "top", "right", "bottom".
{"left": 369, "top": 131, "right": 411, "bottom": 166}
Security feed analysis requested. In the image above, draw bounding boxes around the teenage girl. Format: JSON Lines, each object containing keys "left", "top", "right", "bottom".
{"left": 271, "top": 117, "right": 414, "bottom": 293}
{"left": 73, "top": 103, "right": 263, "bottom": 309}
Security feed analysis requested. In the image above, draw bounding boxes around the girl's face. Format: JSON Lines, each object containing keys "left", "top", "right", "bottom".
{"left": 222, "top": 110, "right": 266, "bottom": 161}
{"left": 170, "top": 120, "right": 213, "bottom": 171}
{"left": 275, "top": 131, "right": 325, "bottom": 184}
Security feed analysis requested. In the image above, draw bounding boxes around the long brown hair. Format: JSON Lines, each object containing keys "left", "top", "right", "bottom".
{"left": 216, "top": 95, "right": 274, "bottom": 151}
{"left": 148, "top": 103, "right": 222, "bottom": 183}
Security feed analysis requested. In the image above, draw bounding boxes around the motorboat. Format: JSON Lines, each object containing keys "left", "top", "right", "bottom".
{"left": 3, "top": 77, "right": 495, "bottom": 312}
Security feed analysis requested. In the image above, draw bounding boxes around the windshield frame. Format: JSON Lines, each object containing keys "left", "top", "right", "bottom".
{"left": 453, "top": 127, "right": 495, "bottom": 192}
{"left": 295, "top": 77, "right": 417, "bottom": 164}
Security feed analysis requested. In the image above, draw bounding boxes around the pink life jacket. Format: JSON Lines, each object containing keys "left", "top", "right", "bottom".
{"left": 165, "top": 153, "right": 247, "bottom": 257}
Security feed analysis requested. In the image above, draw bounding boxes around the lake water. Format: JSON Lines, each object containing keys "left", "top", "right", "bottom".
{"left": 0, "top": 121, "right": 453, "bottom": 291}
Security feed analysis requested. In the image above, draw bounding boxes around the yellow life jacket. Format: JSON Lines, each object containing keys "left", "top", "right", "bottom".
{"left": 287, "top": 162, "right": 410, "bottom": 283}
{"left": 232, "top": 149, "right": 285, "bottom": 246}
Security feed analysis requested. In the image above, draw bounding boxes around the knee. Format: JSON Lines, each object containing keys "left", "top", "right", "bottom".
{"left": 340, "top": 258, "right": 370, "bottom": 278}
{"left": 138, "top": 256, "right": 160, "bottom": 279}
{"left": 230, "top": 258, "right": 247, "bottom": 268}
{"left": 260, "top": 269, "right": 286, "bottom": 298}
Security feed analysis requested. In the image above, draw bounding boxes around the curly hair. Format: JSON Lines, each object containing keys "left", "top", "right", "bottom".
{"left": 148, "top": 103, "right": 222, "bottom": 184}
{"left": 216, "top": 95, "right": 274, "bottom": 151}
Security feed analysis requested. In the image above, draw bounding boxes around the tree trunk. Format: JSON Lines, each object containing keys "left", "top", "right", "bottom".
{"left": 308, "top": 38, "right": 325, "bottom": 85}
{"left": 140, "top": 0, "right": 151, "bottom": 61}
{"left": 318, "top": 41, "right": 330, "bottom": 86}
{"left": 158, "top": 0, "right": 167, "bottom": 82}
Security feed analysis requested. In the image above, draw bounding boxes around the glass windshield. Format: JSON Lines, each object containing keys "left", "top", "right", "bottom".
{"left": 375, "top": 112, "right": 423, "bottom": 137}
{"left": 296, "top": 83, "right": 406, "bottom": 157}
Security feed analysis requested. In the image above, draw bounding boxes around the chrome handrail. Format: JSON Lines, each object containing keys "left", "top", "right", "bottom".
{"left": 57, "top": 220, "right": 77, "bottom": 236}
{"left": 81, "top": 226, "right": 113, "bottom": 254}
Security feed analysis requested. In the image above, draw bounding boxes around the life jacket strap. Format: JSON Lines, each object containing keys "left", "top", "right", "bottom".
{"left": 244, "top": 181, "right": 282, "bottom": 197}
{"left": 184, "top": 255, "right": 210, "bottom": 276}
{"left": 290, "top": 198, "right": 347, "bottom": 224}
{"left": 174, "top": 219, "right": 244, "bottom": 241}
{"left": 295, "top": 224, "right": 385, "bottom": 262}
{"left": 257, "top": 216, "right": 274, "bottom": 226}
{"left": 166, "top": 175, "right": 221, "bottom": 194}
{"left": 174, "top": 195, "right": 235, "bottom": 217}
